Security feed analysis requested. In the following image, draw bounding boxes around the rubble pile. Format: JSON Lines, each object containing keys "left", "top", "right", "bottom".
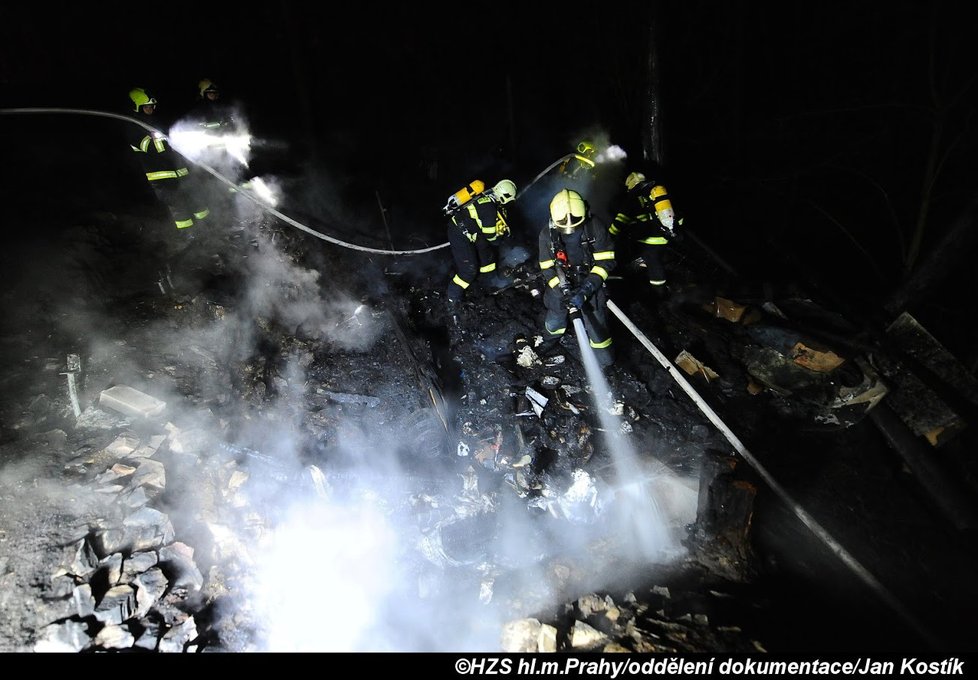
{"left": 2, "top": 202, "right": 977, "bottom": 653}
{"left": 0, "top": 217, "right": 774, "bottom": 652}
{"left": 502, "top": 586, "right": 766, "bottom": 653}
{"left": 0, "top": 426, "right": 199, "bottom": 651}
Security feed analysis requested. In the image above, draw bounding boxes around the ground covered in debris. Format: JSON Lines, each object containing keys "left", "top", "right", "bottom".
{"left": 2, "top": 124, "right": 978, "bottom": 653}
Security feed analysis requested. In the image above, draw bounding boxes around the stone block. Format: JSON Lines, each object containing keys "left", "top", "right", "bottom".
{"left": 99, "top": 386, "right": 166, "bottom": 419}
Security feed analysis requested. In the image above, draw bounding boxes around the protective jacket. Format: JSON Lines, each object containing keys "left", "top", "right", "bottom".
{"left": 609, "top": 179, "right": 677, "bottom": 287}
{"left": 188, "top": 98, "right": 236, "bottom": 131}
{"left": 127, "top": 110, "right": 208, "bottom": 230}
{"left": 608, "top": 180, "right": 674, "bottom": 246}
{"left": 128, "top": 112, "right": 190, "bottom": 183}
{"left": 558, "top": 154, "right": 594, "bottom": 179}
{"left": 539, "top": 217, "right": 616, "bottom": 293}
{"left": 537, "top": 218, "right": 617, "bottom": 366}
{"left": 445, "top": 193, "right": 510, "bottom": 301}
{"left": 450, "top": 193, "right": 510, "bottom": 244}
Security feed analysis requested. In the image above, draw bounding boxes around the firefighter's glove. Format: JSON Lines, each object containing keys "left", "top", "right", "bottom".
{"left": 569, "top": 278, "right": 600, "bottom": 309}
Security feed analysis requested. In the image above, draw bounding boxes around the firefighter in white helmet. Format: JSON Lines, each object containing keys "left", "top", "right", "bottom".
{"left": 537, "top": 188, "right": 617, "bottom": 368}
{"left": 444, "top": 179, "right": 518, "bottom": 304}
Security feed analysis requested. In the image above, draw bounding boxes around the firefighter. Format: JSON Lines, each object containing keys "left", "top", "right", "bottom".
{"left": 444, "top": 178, "right": 518, "bottom": 304}
{"left": 557, "top": 139, "right": 597, "bottom": 182}
{"left": 128, "top": 87, "right": 209, "bottom": 232}
{"left": 608, "top": 170, "right": 681, "bottom": 295}
{"left": 189, "top": 78, "right": 236, "bottom": 131}
{"left": 537, "top": 188, "right": 617, "bottom": 368}
{"left": 127, "top": 87, "right": 209, "bottom": 292}
{"left": 185, "top": 78, "right": 253, "bottom": 220}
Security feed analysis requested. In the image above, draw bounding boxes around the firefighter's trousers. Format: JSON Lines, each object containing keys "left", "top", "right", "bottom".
{"left": 542, "top": 283, "right": 614, "bottom": 367}
{"left": 446, "top": 227, "right": 497, "bottom": 302}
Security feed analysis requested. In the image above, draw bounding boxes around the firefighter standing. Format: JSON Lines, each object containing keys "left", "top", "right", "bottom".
{"left": 128, "top": 87, "right": 209, "bottom": 233}
{"left": 538, "top": 188, "right": 617, "bottom": 368}
{"left": 608, "top": 170, "right": 680, "bottom": 295}
{"left": 184, "top": 78, "right": 256, "bottom": 223}
{"left": 445, "top": 179, "right": 518, "bottom": 303}
{"left": 186, "top": 78, "right": 246, "bottom": 175}
{"left": 127, "top": 87, "right": 210, "bottom": 296}
{"left": 188, "top": 78, "right": 236, "bottom": 132}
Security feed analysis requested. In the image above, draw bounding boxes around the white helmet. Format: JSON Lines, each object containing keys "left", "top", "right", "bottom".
{"left": 492, "top": 179, "right": 517, "bottom": 204}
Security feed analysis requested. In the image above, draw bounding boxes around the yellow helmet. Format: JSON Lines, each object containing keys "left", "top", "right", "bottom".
{"left": 129, "top": 87, "right": 157, "bottom": 112}
{"left": 492, "top": 179, "right": 517, "bottom": 204}
{"left": 549, "top": 188, "right": 588, "bottom": 234}
{"left": 198, "top": 79, "right": 219, "bottom": 98}
{"left": 576, "top": 139, "right": 596, "bottom": 157}
{"left": 625, "top": 171, "right": 647, "bottom": 191}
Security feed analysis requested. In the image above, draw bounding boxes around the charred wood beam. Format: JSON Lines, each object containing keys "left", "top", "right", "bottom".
{"left": 867, "top": 402, "right": 978, "bottom": 532}
{"left": 385, "top": 304, "right": 451, "bottom": 433}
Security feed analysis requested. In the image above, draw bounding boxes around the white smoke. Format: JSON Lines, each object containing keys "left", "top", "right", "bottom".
{"left": 596, "top": 144, "right": 628, "bottom": 164}
{"left": 168, "top": 109, "right": 253, "bottom": 175}
{"left": 250, "top": 497, "right": 402, "bottom": 652}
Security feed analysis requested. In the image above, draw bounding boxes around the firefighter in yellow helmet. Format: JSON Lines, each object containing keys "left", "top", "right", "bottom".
{"left": 444, "top": 179, "right": 518, "bottom": 304}
{"left": 608, "top": 169, "right": 681, "bottom": 294}
{"left": 190, "top": 78, "right": 236, "bottom": 131}
{"left": 185, "top": 77, "right": 253, "bottom": 218}
{"left": 557, "top": 138, "right": 598, "bottom": 182}
{"left": 199, "top": 78, "right": 219, "bottom": 100}
{"left": 576, "top": 139, "right": 597, "bottom": 158}
{"left": 537, "top": 188, "right": 617, "bottom": 367}
{"left": 126, "top": 87, "right": 210, "bottom": 293}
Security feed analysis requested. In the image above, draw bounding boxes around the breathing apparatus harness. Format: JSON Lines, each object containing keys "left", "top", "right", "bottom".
{"left": 549, "top": 222, "right": 596, "bottom": 286}
{"left": 448, "top": 192, "right": 510, "bottom": 243}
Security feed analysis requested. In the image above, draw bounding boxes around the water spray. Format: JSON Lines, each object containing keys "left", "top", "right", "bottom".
{"left": 519, "top": 144, "right": 628, "bottom": 198}
{"left": 563, "top": 290, "right": 674, "bottom": 563}
{"left": 0, "top": 107, "right": 447, "bottom": 256}
{"left": 605, "top": 297, "right": 944, "bottom": 650}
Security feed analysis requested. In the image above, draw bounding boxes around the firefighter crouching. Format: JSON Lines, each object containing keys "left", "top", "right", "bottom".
{"left": 608, "top": 170, "right": 681, "bottom": 297}
{"left": 537, "top": 188, "right": 617, "bottom": 368}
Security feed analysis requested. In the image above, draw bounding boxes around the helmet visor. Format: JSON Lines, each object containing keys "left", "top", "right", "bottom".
{"left": 577, "top": 141, "right": 595, "bottom": 156}
{"left": 493, "top": 180, "right": 516, "bottom": 203}
{"left": 551, "top": 208, "right": 586, "bottom": 234}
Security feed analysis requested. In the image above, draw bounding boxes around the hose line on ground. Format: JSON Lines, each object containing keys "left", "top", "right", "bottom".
{"left": 0, "top": 107, "right": 449, "bottom": 255}
{"left": 606, "top": 297, "right": 944, "bottom": 652}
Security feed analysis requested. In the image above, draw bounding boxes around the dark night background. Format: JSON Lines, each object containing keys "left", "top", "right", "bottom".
{"left": 2, "top": 0, "right": 978, "bottom": 655}
{"left": 3, "top": 1, "right": 976, "bottom": 362}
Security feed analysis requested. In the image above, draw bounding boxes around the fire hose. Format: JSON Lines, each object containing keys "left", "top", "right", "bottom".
{"left": 2, "top": 108, "right": 596, "bottom": 258}
{"left": 1, "top": 107, "right": 448, "bottom": 256}
{"left": 605, "top": 297, "right": 942, "bottom": 651}
{"left": 521, "top": 153, "right": 595, "bottom": 195}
